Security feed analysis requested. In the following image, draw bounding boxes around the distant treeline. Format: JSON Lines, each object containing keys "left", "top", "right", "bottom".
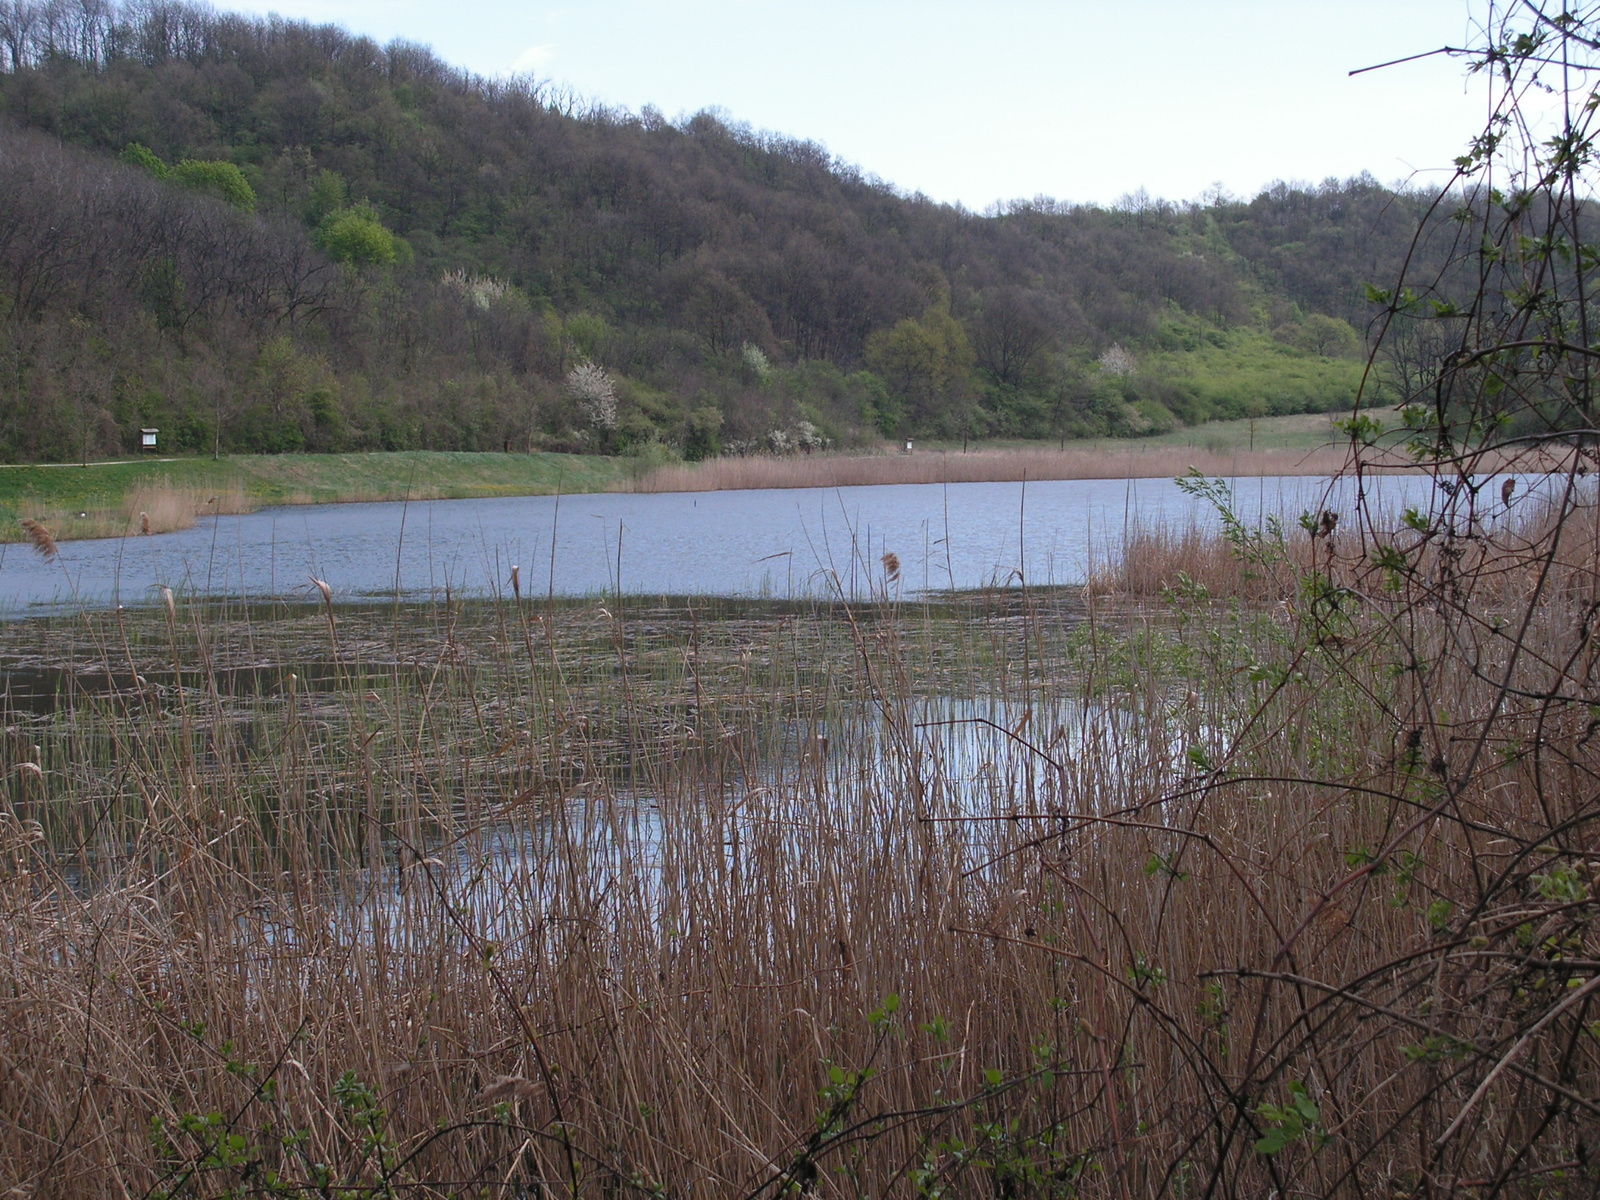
{"left": 0, "top": 0, "right": 1460, "bottom": 462}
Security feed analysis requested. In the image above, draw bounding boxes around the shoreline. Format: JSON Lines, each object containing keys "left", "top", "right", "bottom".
{"left": 0, "top": 449, "right": 629, "bottom": 544}
{"left": 0, "top": 443, "right": 1380, "bottom": 545}
{"left": 3, "top": 417, "right": 1538, "bottom": 545}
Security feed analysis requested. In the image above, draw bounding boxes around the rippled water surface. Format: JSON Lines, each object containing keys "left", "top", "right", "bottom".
{"left": 0, "top": 473, "right": 1477, "bottom": 610}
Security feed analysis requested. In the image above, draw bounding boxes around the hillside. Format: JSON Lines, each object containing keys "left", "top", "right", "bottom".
{"left": 0, "top": 1, "right": 1449, "bottom": 464}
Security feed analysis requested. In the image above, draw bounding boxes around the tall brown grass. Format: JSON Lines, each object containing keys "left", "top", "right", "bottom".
{"left": 9, "top": 483, "right": 255, "bottom": 544}
{"left": 1088, "top": 521, "right": 1305, "bottom": 600}
{"left": 0, "top": 492, "right": 1595, "bottom": 1196}
{"left": 118, "top": 481, "right": 255, "bottom": 535}
{"left": 630, "top": 443, "right": 1384, "bottom": 493}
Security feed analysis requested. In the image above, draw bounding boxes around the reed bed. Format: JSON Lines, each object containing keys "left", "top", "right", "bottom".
{"left": 1088, "top": 521, "right": 1302, "bottom": 600}
{"left": 119, "top": 482, "right": 255, "bottom": 535}
{"left": 0, "top": 488, "right": 1596, "bottom": 1196}
{"left": 8, "top": 482, "right": 255, "bottom": 544}
{"left": 629, "top": 443, "right": 1384, "bottom": 493}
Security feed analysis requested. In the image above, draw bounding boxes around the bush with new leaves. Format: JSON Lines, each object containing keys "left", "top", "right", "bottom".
{"left": 170, "top": 159, "right": 256, "bottom": 212}
{"left": 316, "top": 205, "right": 400, "bottom": 266}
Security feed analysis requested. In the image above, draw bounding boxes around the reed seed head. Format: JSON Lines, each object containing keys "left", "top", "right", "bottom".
{"left": 19, "top": 519, "right": 57, "bottom": 560}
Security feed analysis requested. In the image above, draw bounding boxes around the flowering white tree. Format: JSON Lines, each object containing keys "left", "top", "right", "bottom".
{"left": 1097, "top": 344, "right": 1136, "bottom": 376}
{"left": 564, "top": 361, "right": 617, "bottom": 430}
{"left": 742, "top": 342, "right": 771, "bottom": 379}
{"left": 441, "top": 269, "right": 509, "bottom": 310}
{"left": 795, "top": 420, "right": 827, "bottom": 453}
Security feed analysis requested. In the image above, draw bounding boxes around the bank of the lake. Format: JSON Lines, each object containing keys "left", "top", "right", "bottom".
{"left": 0, "top": 449, "right": 635, "bottom": 542}
{"left": 0, "top": 410, "right": 1404, "bottom": 543}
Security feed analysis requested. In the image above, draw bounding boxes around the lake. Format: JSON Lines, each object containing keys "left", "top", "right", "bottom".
{"left": 0, "top": 472, "right": 1492, "bottom": 611}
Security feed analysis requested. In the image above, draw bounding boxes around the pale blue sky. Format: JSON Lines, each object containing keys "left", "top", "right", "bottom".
{"left": 221, "top": 1, "right": 1486, "bottom": 208}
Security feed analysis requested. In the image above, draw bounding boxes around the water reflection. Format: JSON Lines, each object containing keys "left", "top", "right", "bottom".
{"left": 369, "top": 690, "right": 1211, "bottom": 939}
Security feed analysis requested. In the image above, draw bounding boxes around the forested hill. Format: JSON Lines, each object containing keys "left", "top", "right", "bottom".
{"left": 0, "top": 1, "right": 1445, "bottom": 462}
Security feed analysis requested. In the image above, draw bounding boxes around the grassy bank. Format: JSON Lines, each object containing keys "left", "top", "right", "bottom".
{"left": 0, "top": 450, "right": 633, "bottom": 541}
{"left": 1, "top": 471, "right": 1595, "bottom": 1194}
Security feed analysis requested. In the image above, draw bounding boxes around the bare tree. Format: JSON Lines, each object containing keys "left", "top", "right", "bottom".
{"left": 970, "top": 286, "right": 1052, "bottom": 388}
{"left": 0, "top": 0, "right": 38, "bottom": 70}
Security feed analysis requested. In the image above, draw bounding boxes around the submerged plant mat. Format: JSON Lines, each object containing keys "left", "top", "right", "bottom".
{"left": 0, "top": 567, "right": 1594, "bottom": 1196}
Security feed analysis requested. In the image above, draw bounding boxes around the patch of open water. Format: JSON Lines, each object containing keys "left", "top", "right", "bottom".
{"left": 0, "top": 472, "right": 1509, "bottom": 612}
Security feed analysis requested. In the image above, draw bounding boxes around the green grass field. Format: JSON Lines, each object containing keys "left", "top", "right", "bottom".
{"left": 1144, "top": 328, "right": 1370, "bottom": 420}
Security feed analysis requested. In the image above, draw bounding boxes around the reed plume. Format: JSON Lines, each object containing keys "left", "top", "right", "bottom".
{"left": 18, "top": 518, "right": 57, "bottom": 560}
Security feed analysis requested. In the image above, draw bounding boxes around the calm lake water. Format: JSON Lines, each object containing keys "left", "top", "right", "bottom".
{"left": 0, "top": 473, "right": 1495, "bottom": 611}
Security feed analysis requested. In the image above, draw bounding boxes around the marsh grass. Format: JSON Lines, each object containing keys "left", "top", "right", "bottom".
{"left": 0, "top": 488, "right": 1597, "bottom": 1197}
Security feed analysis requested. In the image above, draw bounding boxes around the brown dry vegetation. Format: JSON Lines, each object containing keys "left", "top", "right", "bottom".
{"left": 630, "top": 443, "right": 1375, "bottom": 493}
{"left": 630, "top": 436, "right": 1582, "bottom": 496}
{"left": 1, "top": 470, "right": 1597, "bottom": 1196}
{"left": 10, "top": 483, "right": 256, "bottom": 544}
{"left": 1088, "top": 520, "right": 1292, "bottom": 600}
{"left": 118, "top": 483, "right": 256, "bottom": 536}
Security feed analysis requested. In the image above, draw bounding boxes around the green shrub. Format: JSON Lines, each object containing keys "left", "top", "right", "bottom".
{"left": 169, "top": 160, "right": 257, "bottom": 212}
{"left": 315, "top": 206, "right": 400, "bottom": 266}
{"left": 120, "top": 143, "right": 167, "bottom": 178}
{"left": 683, "top": 405, "right": 723, "bottom": 461}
